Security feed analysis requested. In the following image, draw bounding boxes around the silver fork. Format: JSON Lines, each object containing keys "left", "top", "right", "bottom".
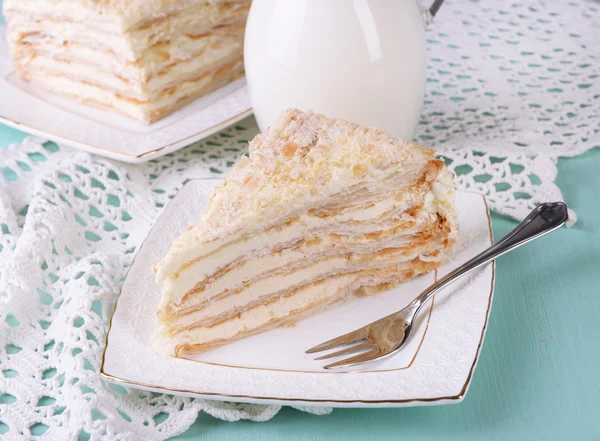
{"left": 306, "top": 201, "right": 569, "bottom": 369}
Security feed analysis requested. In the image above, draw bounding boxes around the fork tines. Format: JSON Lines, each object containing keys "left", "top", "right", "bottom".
{"left": 306, "top": 329, "right": 381, "bottom": 369}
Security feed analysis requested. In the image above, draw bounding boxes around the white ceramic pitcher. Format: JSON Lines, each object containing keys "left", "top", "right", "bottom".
{"left": 244, "top": 0, "right": 445, "bottom": 140}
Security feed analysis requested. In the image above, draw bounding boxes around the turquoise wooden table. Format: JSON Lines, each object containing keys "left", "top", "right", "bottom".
{"left": 1, "top": 122, "right": 599, "bottom": 440}
{"left": 1, "top": 2, "right": 599, "bottom": 437}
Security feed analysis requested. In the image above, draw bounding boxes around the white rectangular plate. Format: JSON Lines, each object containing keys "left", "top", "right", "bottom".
{"left": 101, "top": 179, "right": 494, "bottom": 407}
{"left": 0, "top": 26, "right": 251, "bottom": 164}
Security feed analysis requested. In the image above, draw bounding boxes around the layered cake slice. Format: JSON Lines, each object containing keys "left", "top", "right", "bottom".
{"left": 4, "top": 0, "right": 250, "bottom": 123}
{"left": 154, "top": 109, "right": 458, "bottom": 357}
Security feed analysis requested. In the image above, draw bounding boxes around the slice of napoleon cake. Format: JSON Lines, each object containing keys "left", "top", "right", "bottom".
{"left": 153, "top": 109, "right": 458, "bottom": 357}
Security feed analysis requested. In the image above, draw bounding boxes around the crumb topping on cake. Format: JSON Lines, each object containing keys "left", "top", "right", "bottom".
{"left": 188, "top": 109, "right": 435, "bottom": 243}
{"left": 3, "top": 0, "right": 238, "bottom": 31}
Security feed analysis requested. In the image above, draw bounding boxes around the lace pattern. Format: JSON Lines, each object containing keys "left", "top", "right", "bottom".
{"left": 1, "top": 0, "right": 598, "bottom": 439}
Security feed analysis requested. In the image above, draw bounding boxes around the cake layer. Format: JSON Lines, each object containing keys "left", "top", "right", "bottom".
{"left": 164, "top": 198, "right": 446, "bottom": 313}
{"left": 154, "top": 259, "right": 438, "bottom": 357}
{"left": 156, "top": 158, "right": 449, "bottom": 282}
{"left": 5, "top": 0, "right": 249, "bottom": 33}
{"left": 162, "top": 192, "right": 425, "bottom": 308}
{"left": 9, "top": 20, "right": 246, "bottom": 87}
{"left": 157, "top": 166, "right": 454, "bottom": 314}
{"left": 5, "top": 1, "right": 250, "bottom": 59}
{"left": 14, "top": 36, "right": 243, "bottom": 99}
{"left": 163, "top": 231, "right": 447, "bottom": 334}
{"left": 176, "top": 214, "right": 443, "bottom": 311}
{"left": 5, "top": 0, "right": 250, "bottom": 123}
{"left": 19, "top": 57, "right": 244, "bottom": 123}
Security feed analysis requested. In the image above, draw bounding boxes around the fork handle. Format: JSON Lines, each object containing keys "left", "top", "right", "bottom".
{"left": 411, "top": 202, "right": 569, "bottom": 312}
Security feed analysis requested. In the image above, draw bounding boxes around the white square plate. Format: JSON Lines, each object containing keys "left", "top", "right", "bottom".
{"left": 101, "top": 179, "right": 495, "bottom": 407}
{"left": 0, "top": 26, "right": 251, "bottom": 164}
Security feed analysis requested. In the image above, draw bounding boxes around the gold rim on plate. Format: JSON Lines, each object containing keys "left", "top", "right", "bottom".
{"left": 0, "top": 108, "right": 253, "bottom": 160}
{"left": 100, "top": 186, "right": 494, "bottom": 404}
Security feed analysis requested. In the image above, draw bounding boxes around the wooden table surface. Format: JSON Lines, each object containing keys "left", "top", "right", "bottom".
{"left": 1, "top": 2, "right": 599, "bottom": 435}
{"left": 1, "top": 119, "right": 599, "bottom": 440}
{"left": 173, "top": 148, "right": 600, "bottom": 441}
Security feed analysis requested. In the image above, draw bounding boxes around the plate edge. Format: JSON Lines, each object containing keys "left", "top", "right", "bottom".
{"left": 100, "top": 189, "right": 495, "bottom": 406}
{"left": 0, "top": 105, "right": 252, "bottom": 164}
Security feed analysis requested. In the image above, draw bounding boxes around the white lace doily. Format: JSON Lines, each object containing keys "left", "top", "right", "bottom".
{"left": 0, "top": 0, "right": 598, "bottom": 439}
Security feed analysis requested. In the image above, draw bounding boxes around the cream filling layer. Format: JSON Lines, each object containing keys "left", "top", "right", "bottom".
{"left": 156, "top": 165, "right": 435, "bottom": 280}
{"left": 166, "top": 238, "right": 445, "bottom": 332}
{"left": 16, "top": 41, "right": 243, "bottom": 99}
{"left": 159, "top": 171, "right": 455, "bottom": 309}
{"left": 20, "top": 58, "right": 244, "bottom": 122}
{"left": 153, "top": 273, "right": 355, "bottom": 357}
{"left": 153, "top": 265, "right": 415, "bottom": 357}
{"left": 160, "top": 190, "right": 429, "bottom": 309}
{"left": 176, "top": 230, "right": 421, "bottom": 310}
{"left": 12, "top": 23, "right": 245, "bottom": 84}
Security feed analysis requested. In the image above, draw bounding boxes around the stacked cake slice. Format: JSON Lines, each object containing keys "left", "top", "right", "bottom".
{"left": 4, "top": 0, "right": 250, "bottom": 123}
{"left": 154, "top": 109, "right": 458, "bottom": 356}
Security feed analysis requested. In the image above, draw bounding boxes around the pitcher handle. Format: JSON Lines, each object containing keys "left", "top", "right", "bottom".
{"left": 421, "top": 0, "right": 445, "bottom": 25}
